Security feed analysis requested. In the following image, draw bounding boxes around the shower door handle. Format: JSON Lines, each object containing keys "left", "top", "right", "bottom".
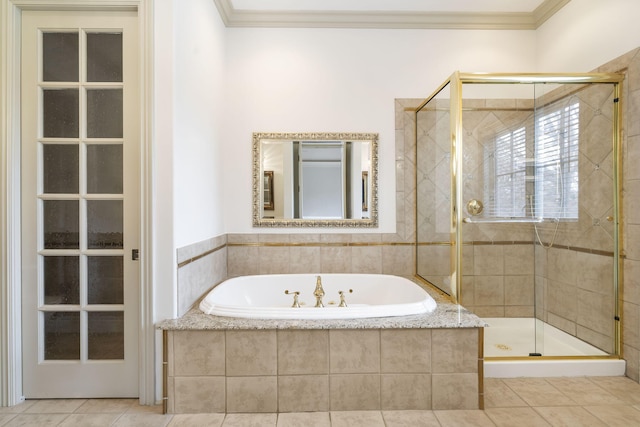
{"left": 466, "top": 199, "right": 484, "bottom": 216}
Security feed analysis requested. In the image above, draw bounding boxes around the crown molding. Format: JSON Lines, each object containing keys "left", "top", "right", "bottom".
{"left": 213, "top": 0, "right": 570, "bottom": 30}
{"left": 7, "top": 0, "right": 139, "bottom": 11}
{"left": 533, "top": 0, "right": 571, "bottom": 27}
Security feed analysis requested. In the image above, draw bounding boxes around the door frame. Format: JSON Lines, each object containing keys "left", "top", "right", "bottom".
{"left": 1, "top": 0, "right": 155, "bottom": 406}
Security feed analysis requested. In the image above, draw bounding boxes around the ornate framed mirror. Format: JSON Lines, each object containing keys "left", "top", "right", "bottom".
{"left": 253, "top": 132, "right": 378, "bottom": 228}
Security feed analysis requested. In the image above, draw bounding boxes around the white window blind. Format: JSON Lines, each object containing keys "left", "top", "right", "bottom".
{"left": 485, "top": 127, "right": 527, "bottom": 218}
{"left": 534, "top": 102, "right": 579, "bottom": 219}
{"left": 483, "top": 102, "right": 579, "bottom": 221}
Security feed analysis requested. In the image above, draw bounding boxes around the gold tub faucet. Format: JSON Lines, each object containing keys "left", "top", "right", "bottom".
{"left": 284, "top": 290, "right": 301, "bottom": 308}
{"left": 338, "top": 289, "right": 353, "bottom": 307}
{"left": 313, "top": 276, "right": 325, "bottom": 307}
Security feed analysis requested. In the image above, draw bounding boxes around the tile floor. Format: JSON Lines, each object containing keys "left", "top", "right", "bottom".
{"left": 1, "top": 376, "right": 640, "bottom": 426}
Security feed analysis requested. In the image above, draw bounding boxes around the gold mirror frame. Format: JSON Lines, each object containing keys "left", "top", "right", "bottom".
{"left": 253, "top": 132, "right": 379, "bottom": 228}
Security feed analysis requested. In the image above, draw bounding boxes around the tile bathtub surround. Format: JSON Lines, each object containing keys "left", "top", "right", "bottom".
{"left": 176, "top": 235, "right": 228, "bottom": 316}
{"left": 225, "top": 234, "right": 414, "bottom": 278}
{"left": 163, "top": 325, "right": 483, "bottom": 414}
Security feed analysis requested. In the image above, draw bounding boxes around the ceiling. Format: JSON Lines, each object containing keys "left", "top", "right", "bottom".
{"left": 213, "top": 0, "right": 571, "bottom": 29}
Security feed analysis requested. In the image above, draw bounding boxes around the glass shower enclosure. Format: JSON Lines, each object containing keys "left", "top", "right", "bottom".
{"left": 415, "top": 72, "right": 623, "bottom": 360}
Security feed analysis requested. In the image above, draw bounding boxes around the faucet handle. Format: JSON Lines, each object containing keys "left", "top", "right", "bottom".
{"left": 338, "top": 289, "right": 353, "bottom": 307}
{"left": 284, "top": 290, "right": 301, "bottom": 308}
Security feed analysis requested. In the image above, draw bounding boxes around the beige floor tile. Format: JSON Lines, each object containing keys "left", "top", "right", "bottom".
{"left": 58, "top": 413, "right": 120, "bottom": 426}
{"left": 126, "top": 404, "right": 165, "bottom": 414}
{"left": 111, "top": 413, "right": 172, "bottom": 427}
{"left": 75, "top": 398, "right": 137, "bottom": 413}
{"left": 276, "top": 412, "right": 331, "bottom": 427}
{"left": 24, "top": 399, "right": 86, "bottom": 414}
{"left": 533, "top": 406, "right": 607, "bottom": 427}
{"left": 0, "top": 414, "right": 17, "bottom": 425}
{"left": 588, "top": 376, "right": 640, "bottom": 404}
{"left": 167, "top": 413, "right": 225, "bottom": 427}
{"left": 2, "top": 413, "right": 70, "bottom": 427}
{"left": 545, "top": 377, "right": 626, "bottom": 406}
{"left": 434, "top": 409, "right": 496, "bottom": 427}
{"left": 221, "top": 413, "right": 277, "bottom": 427}
{"left": 485, "top": 407, "right": 551, "bottom": 427}
{"left": 501, "top": 378, "right": 577, "bottom": 407}
{"left": 584, "top": 405, "right": 640, "bottom": 427}
{"left": 382, "top": 410, "right": 441, "bottom": 426}
{"left": 6, "top": 376, "right": 640, "bottom": 427}
{"left": 484, "top": 378, "right": 528, "bottom": 408}
{"left": 0, "top": 401, "right": 35, "bottom": 414}
{"left": 329, "top": 411, "right": 385, "bottom": 427}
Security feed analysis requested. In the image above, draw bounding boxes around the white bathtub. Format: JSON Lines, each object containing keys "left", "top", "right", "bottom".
{"left": 199, "top": 274, "right": 437, "bottom": 319}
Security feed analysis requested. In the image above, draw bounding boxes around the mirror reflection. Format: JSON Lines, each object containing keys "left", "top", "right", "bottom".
{"left": 253, "top": 132, "right": 378, "bottom": 228}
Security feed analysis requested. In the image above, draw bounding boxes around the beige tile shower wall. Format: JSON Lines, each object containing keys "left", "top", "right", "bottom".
{"left": 462, "top": 244, "right": 535, "bottom": 318}
{"left": 176, "top": 235, "right": 228, "bottom": 316}
{"left": 597, "top": 47, "right": 640, "bottom": 381}
{"left": 535, "top": 247, "right": 616, "bottom": 353}
{"left": 165, "top": 328, "right": 482, "bottom": 413}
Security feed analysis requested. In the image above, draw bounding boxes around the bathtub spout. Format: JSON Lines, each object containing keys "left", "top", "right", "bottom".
{"left": 314, "top": 276, "right": 325, "bottom": 307}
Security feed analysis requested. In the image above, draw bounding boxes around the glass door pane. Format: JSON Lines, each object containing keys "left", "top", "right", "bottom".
{"left": 42, "top": 32, "right": 79, "bottom": 82}
{"left": 416, "top": 84, "right": 454, "bottom": 296}
{"left": 459, "top": 82, "right": 538, "bottom": 357}
{"left": 39, "top": 29, "right": 125, "bottom": 362}
{"left": 532, "top": 81, "right": 617, "bottom": 357}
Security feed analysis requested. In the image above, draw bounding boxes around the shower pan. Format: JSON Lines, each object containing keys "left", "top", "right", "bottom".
{"left": 415, "top": 72, "right": 624, "bottom": 374}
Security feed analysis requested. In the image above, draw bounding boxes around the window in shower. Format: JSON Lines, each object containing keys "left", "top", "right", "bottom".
{"left": 534, "top": 102, "right": 579, "bottom": 220}
{"left": 487, "top": 127, "right": 527, "bottom": 218}
{"left": 485, "top": 102, "right": 579, "bottom": 221}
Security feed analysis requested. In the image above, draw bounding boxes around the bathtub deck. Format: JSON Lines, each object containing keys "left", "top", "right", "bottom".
{"left": 157, "top": 303, "right": 484, "bottom": 330}
{"left": 157, "top": 280, "right": 485, "bottom": 331}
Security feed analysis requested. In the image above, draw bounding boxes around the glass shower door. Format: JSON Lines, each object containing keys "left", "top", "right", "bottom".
{"left": 458, "top": 80, "right": 619, "bottom": 358}
{"left": 416, "top": 84, "right": 455, "bottom": 297}
{"left": 530, "top": 81, "right": 618, "bottom": 357}
{"left": 458, "top": 83, "right": 538, "bottom": 357}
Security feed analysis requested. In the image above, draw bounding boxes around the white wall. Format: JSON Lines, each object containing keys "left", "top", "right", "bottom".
{"left": 153, "top": 0, "right": 176, "bottom": 319}
{"left": 173, "top": 0, "right": 227, "bottom": 247}
{"left": 153, "top": 0, "right": 226, "bottom": 320}
{"left": 536, "top": 0, "right": 640, "bottom": 72}
{"left": 221, "top": 28, "right": 537, "bottom": 233}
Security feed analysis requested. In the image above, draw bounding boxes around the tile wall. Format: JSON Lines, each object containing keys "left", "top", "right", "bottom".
{"left": 226, "top": 234, "right": 413, "bottom": 278}
{"left": 165, "top": 328, "right": 481, "bottom": 413}
{"left": 176, "top": 235, "right": 228, "bottom": 316}
{"left": 608, "top": 47, "right": 640, "bottom": 382}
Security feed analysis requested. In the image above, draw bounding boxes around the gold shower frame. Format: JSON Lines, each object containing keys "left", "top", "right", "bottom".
{"left": 415, "top": 72, "right": 625, "bottom": 357}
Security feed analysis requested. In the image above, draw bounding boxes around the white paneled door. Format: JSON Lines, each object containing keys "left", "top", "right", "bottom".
{"left": 21, "top": 10, "right": 140, "bottom": 398}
